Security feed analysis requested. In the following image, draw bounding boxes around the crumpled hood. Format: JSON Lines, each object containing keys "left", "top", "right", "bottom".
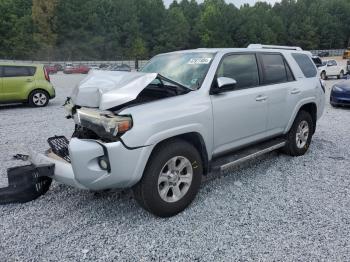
{"left": 71, "top": 70, "right": 157, "bottom": 110}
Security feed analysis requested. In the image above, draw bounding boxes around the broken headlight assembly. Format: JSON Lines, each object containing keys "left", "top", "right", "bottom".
{"left": 73, "top": 107, "right": 133, "bottom": 140}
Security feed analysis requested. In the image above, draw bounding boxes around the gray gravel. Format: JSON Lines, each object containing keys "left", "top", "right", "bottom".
{"left": 1, "top": 74, "right": 350, "bottom": 261}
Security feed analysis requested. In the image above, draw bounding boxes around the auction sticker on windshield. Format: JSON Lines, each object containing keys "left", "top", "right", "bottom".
{"left": 188, "top": 58, "right": 212, "bottom": 65}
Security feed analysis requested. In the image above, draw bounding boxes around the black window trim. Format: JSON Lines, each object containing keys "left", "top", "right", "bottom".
{"left": 210, "top": 52, "right": 262, "bottom": 93}
{"left": 256, "top": 52, "right": 296, "bottom": 86}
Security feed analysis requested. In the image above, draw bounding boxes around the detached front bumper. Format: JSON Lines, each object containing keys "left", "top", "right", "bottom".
{"left": 30, "top": 138, "right": 152, "bottom": 191}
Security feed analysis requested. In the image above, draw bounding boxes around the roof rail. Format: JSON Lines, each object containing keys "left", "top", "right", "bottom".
{"left": 247, "top": 44, "right": 303, "bottom": 51}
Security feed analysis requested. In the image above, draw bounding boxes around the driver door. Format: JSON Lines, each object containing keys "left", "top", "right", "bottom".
{"left": 210, "top": 53, "right": 268, "bottom": 155}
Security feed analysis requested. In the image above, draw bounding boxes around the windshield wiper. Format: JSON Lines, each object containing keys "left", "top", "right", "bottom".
{"left": 157, "top": 74, "right": 193, "bottom": 91}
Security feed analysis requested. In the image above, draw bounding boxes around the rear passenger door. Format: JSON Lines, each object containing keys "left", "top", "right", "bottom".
{"left": 2, "top": 66, "right": 36, "bottom": 101}
{"left": 257, "top": 53, "right": 298, "bottom": 135}
{"left": 210, "top": 53, "right": 268, "bottom": 155}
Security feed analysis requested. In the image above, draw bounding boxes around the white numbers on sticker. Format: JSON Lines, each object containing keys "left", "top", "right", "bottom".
{"left": 188, "top": 58, "right": 212, "bottom": 65}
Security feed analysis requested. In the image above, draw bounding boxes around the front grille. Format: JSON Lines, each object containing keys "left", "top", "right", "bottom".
{"left": 47, "top": 136, "right": 71, "bottom": 162}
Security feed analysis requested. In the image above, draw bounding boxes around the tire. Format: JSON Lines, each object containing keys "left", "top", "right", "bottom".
{"left": 321, "top": 71, "right": 327, "bottom": 80}
{"left": 338, "top": 70, "right": 344, "bottom": 79}
{"left": 28, "top": 90, "right": 49, "bottom": 107}
{"left": 283, "top": 110, "right": 314, "bottom": 156}
{"left": 133, "top": 139, "right": 203, "bottom": 217}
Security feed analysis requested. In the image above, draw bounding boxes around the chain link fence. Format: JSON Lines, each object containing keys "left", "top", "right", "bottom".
{"left": 309, "top": 49, "right": 346, "bottom": 57}
{"left": 0, "top": 58, "right": 150, "bottom": 70}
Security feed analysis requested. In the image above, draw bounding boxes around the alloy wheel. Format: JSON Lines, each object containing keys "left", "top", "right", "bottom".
{"left": 33, "top": 92, "right": 47, "bottom": 106}
{"left": 157, "top": 156, "right": 193, "bottom": 203}
{"left": 295, "top": 120, "right": 309, "bottom": 149}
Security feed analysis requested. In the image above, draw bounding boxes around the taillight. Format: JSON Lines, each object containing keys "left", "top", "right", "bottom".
{"left": 44, "top": 67, "right": 50, "bottom": 82}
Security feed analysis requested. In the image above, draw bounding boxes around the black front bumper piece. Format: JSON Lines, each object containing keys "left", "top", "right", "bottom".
{"left": 0, "top": 164, "right": 54, "bottom": 204}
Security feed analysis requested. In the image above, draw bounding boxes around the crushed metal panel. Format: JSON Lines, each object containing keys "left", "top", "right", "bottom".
{"left": 71, "top": 71, "right": 157, "bottom": 110}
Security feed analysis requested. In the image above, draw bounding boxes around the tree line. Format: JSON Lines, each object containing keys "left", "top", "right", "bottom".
{"left": 0, "top": 0, "right": 349, "bottom": 60}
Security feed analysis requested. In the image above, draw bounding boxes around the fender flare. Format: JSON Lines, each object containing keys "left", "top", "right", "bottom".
{"left": 284, "top": 98, "right": 317, "bottom": 134}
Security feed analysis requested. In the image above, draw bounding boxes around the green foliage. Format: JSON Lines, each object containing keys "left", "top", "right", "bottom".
{"left": 0, "top": 0, "right": 350, "bottom": 60}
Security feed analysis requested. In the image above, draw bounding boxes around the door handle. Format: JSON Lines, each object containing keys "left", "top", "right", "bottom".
{"left": 256, "top": 95, "right": 267, "bottom": 102}
{"left": 291, "top": 88, "right": 301, "bottom": 94}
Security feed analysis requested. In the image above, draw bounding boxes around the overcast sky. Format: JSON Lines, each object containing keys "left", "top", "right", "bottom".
{"left": 163, "top": 0, "right": 281, "bottom": 7}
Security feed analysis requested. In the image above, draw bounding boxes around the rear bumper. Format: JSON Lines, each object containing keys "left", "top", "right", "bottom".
{"left": 30, "top": 138, "right": 152, "bottom": 191}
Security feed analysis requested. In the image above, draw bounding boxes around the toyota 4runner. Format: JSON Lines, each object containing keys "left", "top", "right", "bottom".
{"left": 3, "top": 45, "right": 325, "bottom": 217}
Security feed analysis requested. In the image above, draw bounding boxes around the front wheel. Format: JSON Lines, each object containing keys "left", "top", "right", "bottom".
{"left": 283, "top": 111, "right": 314, "bottom": 156}
{"left": 133, "top": 139, "right": 202, "bottom": 217}
{"left": 338, "top": 70, "right": 344, "bottom": 79}
{"left": 321, "top": 71, "right": 327, "bottom": 80}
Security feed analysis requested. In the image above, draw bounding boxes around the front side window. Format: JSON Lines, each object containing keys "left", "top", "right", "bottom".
{"left": 216, "top": 54, "right": 259, "bottom": 89}
{"left": 260, "top": 53, "right": 289, "bottom": 85}
{"left": 141, "top": 52, "right": 215, "bottom": 90}
{"left": 292, "top": 53, "right": 317, "bottom": 78}
{"left": 3, "top": 66, "right": 36, "bottom": 77}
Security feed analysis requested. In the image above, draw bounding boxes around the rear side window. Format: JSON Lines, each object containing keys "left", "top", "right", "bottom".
{"left": 292, "top": 54, "right": 317, "bottom": 78}
{"left": 3, "top": 66, "right": 36, "bottom": 77}
{"left": 260, "top": 53, "right": 290, "bottom": 85}
{"left": 217, "top": 54, "right": 259, "bottom": 89}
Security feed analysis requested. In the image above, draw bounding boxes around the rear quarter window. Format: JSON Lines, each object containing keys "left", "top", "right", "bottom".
{"left": 259, "top": 53, "right": 291, "bottom": 85}
{"left": 292, "top": 53, "right": 317, "bottom": 78}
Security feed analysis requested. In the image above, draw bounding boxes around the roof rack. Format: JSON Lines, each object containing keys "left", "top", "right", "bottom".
{"left": 247, "top": 44, "right": 303, "bottom": 51}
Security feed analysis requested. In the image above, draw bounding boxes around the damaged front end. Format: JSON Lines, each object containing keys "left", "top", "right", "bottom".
{"left": 0, "top": 70, "right": 189, "bottom": 204}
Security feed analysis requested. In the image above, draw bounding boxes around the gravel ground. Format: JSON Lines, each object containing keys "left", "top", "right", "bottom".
{"left": 1, "top": 74, "right": 350, "bottom": 261}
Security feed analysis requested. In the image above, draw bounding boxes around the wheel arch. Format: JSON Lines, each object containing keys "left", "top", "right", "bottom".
{"left": 286, "top": 102, "right": 317, "bottom": 135}
{"left": 146, "top": 132, "right": 210, "bottom": 176}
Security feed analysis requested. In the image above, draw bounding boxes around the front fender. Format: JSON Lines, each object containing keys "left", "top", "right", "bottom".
{"left": 119, "top": 92, "right": 213, "bottom": 159}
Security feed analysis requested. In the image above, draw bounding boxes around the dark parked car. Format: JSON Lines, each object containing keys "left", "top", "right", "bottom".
{"left": 312, "top": 56, "right": 323, "bottom": 68}
{"left": 330, "top": 80, "right": 350, "bottom": 107}
{"left": 108, "top": 64, "right": 131, "bottom": 72}
{"left": 99, "top": 63, "right": 109, "bottom": 69}
{"left": 318, "top": 51, "right": 330, "bottom": 57}
{"left": 54, "top": 64, "right": 63, "bottom": 71}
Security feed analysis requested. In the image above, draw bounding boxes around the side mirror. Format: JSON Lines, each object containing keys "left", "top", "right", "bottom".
{"left": 212, "top": 77, "right": 237, "bottom": 94}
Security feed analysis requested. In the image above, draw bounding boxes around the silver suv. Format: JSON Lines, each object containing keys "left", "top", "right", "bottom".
{"left": 30, "top": 45, "right": 325, "bottom": 217}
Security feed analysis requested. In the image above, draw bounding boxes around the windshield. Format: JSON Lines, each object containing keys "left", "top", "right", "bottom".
{"left": 141, "top": 52, "right": 215, "bottom": 90}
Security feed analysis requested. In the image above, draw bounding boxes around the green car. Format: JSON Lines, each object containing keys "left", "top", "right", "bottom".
{"left": 0, "top": 63, "right": 55, "bottom": 107}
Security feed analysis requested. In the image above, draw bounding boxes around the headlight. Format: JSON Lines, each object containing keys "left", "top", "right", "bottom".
{"left": 332, "top": 86, "right": 343, "bottom": 92}
{"left": 74, "top": 108, "right": 132, "bottom": 137}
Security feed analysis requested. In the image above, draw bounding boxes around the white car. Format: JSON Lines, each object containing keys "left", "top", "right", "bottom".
{"left": 318, "top": 59, "right": 345, "bottom": 80}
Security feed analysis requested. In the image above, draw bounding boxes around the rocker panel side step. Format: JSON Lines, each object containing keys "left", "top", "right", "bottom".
{"left": 211, "top": 138, "right": 286, "bottom": 173}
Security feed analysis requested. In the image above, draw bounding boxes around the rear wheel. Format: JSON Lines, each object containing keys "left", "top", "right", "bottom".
{"left": 133, "top": 139, "right": 202, "bottom": 217}
{"left": 283, "top": 111, "right": 314, "bottom": 156}
{"left": 338, "top": 70, "right": 344, "bottom": 79}
{"left": 29, "top": 90, "right": 49, "bottom": 107}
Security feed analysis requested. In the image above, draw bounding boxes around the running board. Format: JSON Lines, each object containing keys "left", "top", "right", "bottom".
{"left": 211, "top": 138, "right": 286, "bottom": 173}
